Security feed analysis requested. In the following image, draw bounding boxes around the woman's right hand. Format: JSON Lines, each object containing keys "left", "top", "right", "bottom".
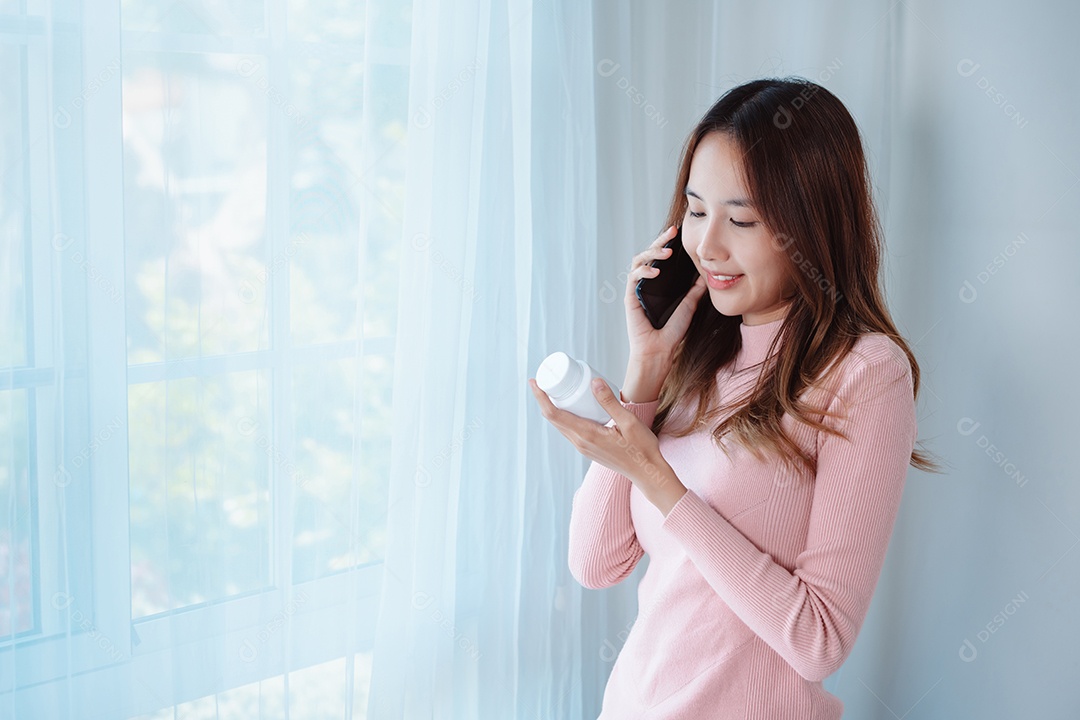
{"left": 624, "top": 224, "right": 708, "bottom": 367}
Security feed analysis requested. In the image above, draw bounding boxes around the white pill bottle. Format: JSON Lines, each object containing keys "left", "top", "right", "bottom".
{"left": 536, "top": 351, "right": 619, "bottom": 425}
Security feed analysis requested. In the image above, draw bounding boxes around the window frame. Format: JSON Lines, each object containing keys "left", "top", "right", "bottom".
{"left": 0, "top": 0, "right": 396, "bottom": 711}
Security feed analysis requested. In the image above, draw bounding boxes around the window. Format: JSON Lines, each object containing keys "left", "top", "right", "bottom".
{"left": 1, "top": 0, "right": 409, "bottom": 714}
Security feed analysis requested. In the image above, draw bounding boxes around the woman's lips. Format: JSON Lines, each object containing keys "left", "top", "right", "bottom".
{"left": 706, "top": 272, "right": 743, "bottom": 290}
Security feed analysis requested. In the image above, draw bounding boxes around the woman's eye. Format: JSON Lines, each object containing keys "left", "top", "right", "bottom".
{"left": 687, "top": 209, "right": 755, "bottom": 227}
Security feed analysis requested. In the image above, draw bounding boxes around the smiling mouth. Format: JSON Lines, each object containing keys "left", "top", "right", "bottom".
{"left": 706, "top": 272, "right": 744, "bottom": 289}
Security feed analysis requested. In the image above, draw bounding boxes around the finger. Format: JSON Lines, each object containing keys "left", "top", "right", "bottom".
{"left": 632, "top": 245, "right": 678, "bottom": 278}
{"left": 528, "top": 377, "right": 561, "bottom": 416}
{"left": 668, "top": 274, "right": 707, "bottom": 325}
{"left": 633, "top": 226, "right": 678, "bottom": 266}
{"left": 649, "top": 224, "right": 678, "bottom": 248}
{"left": 589, "top": 378, "right": 631, "bottom": 425}
{"left": 633, "top": 246, "right": 672, "bottom": 271}
{"left": 529, "top": 378, "right": 596, "bottom": 434}
{"left": 631, "top": 263, "right": 660, "bottom": 282}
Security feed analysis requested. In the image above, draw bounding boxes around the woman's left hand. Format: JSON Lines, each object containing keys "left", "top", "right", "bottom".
{"left": 528, "top": 376, "right": 685, "bottom": 511}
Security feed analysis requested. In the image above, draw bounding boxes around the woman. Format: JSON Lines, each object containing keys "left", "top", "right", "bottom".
{"left": 529, "top": 77, "right": 940, "bottom": 718}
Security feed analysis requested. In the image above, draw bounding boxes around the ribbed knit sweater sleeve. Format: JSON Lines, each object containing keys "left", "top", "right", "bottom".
{"left": 660, "top": 348, "right": 917, "bottom": 682}
{"left": 567, "top": 395, "right": 660, "bottom": 590}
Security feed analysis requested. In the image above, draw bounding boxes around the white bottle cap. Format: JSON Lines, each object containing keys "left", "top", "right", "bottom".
{"left": 536, "top": 352, "right": 582, "bottom": 400}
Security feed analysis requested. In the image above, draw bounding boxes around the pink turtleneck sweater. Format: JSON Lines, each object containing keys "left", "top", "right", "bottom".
{"left": 568, "top": 316, "right": 917, "bottom": 719}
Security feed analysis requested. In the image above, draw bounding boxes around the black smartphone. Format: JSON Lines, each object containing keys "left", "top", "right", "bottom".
{"left": 635, "top": 226, "right": 700, "bottom": 329}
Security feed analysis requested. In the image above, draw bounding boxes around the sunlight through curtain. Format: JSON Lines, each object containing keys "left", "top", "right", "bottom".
{"left": 2, "top": 0, "right": 411, "bottom": 716}
{"left": 366, "top": 0, "right": 609, "bottom": 717}
{"left": 1, "top": 0, "right": 617, "bottom": 716}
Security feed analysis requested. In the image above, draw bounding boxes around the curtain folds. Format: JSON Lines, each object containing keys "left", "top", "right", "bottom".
{"left": 367, "top": 0, "right": 616, "bottom": 717}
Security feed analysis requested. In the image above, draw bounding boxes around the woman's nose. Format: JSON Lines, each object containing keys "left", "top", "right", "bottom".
{"left": 695, "top": 223, "right": 729, "bottom": 264}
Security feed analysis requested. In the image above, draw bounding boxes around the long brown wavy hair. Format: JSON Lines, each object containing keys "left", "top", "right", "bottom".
{"left": 652, "top": 77, "right": 941, "bottom": 476}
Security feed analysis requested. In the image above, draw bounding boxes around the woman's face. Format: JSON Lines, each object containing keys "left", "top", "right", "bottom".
{"left": 680, "top": 132, "right": 795, "bottom": 326}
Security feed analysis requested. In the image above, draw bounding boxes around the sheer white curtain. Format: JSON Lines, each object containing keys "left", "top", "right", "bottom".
{"left": 2, "top": 0, "right": 623, "bottom": 716}
{"left": 366, "top": 0, "right": 615, "bottom": 716}
{"left": 2, "top": 0, "right": 409, "bottom": 716}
